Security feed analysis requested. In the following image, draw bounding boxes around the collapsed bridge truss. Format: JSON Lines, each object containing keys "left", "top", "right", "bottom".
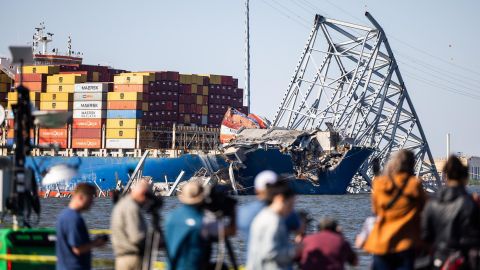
{"left": 273, "top": 12, "right": 441, "bottom": 187}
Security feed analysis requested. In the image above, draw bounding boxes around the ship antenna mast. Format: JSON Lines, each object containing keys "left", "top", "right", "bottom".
{"left": 32, "top": 22, "right": 53, "bottom": 55}
{"left": 67, "top": 35, "right": 72, "bottom": 56}
{"left": 244, "top": 0, "right": 251, "bottom": 111}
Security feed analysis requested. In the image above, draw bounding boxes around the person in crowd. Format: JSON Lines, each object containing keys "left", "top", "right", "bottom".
{"left": 165, "top": 181, "right": 236, "bottom": 270}
{"left": 422, "top": 155, "right": 480, "bottom": 269}
{"left": 294, "top": 210, "right": 313, "bottom": 243}
{"left": 363, "top": 149, "right": 427, "bottom": 270}
{"left": 298, "top": 217, "right": 357, "bottom": 270}
{"left": 237, "top": 170, "right": 300, "bottom": 243}
{"left": 247, "top": 180, "right": 300, "bottom": 270}
{"left": 56, "top": 183, "right": 107, "bottom": 270}
{"left": 111, "top": 180, "right": 149, "bottom": 270}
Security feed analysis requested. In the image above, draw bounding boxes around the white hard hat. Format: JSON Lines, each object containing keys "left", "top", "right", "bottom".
{"left": 254, "top": 170, "right": 278, "bottom": 191}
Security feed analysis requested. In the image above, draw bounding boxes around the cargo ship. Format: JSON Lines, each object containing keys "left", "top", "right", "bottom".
{"left": 219, "top": 108, "right": 373, "bottom": 194}
{"left": 0, "top": 23, "right": 372, "bottom": 195}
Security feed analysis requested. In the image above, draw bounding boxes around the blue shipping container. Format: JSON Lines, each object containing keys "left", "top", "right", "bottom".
{"left": 106, "top": 110, "right": 142, "bottom": 119}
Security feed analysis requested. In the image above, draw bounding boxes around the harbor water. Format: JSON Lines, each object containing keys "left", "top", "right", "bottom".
{"left": 3, "top": 186, "right": 480, "bottom": 269}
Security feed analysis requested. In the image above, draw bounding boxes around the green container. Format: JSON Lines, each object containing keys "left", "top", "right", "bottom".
{"left": 0, "top": 228, "right": 56, "bottom": 270}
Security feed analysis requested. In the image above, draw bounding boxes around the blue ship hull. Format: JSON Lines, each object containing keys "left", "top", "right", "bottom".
{"left": 26, "top": 146, "right": 372, "bottom": 195}
{"left": 27, "top": 154, "right": 228, "bottom": 191}
{"left": 233, "top": 146, "right": 374, "bottom": 195}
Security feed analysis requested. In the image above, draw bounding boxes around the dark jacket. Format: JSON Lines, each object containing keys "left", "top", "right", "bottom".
{"left": 422, "top": 186, "right": 480, "bottom": 259}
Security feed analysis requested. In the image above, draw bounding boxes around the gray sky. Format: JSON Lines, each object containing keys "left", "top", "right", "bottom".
{"left": 2, "top": 0, "right": 479, "bottom": 158}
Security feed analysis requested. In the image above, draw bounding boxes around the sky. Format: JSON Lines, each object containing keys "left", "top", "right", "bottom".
{"left": 1, "top": 0, "right": 479, "bottom": 158}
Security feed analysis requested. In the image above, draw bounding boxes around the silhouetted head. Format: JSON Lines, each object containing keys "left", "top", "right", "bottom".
{"left": 265, "top": 179, "right": 295, "bottom": 217}
{"left": 383, "top": 150, "right": 416, "bottom": 177}
{"left": 443, "top": 155, "right": 469, "bottom": 186}
{"left": 70, "top": 183, "right": 96, "bottom": 211}
{"left": 318, "top": 217, "right": 339, "bottom": 232}
{"left": 130, "top": 180, "right": 151, "bottom": 205}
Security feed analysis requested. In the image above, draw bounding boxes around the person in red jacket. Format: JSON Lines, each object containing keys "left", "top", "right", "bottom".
{"left": 298, "top": 217, "right": 357, "bottom": 270}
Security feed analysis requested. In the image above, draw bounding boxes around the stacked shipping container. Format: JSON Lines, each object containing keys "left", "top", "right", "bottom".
{"left": 107, "top": 72, "right": 151, "bottom": 149}
{"left": 72, "top": 83, "right": 109, "bottom": 148}
{"left": 5, "top": 64, "right": 247, "bottom": 150}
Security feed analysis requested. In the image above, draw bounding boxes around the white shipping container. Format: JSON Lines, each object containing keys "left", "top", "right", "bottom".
{"left": 73, "top": 109, "right": 107, "bottom": 119}
{"left": 73, "top": 92, "right": 107, "bottom": 101}
{"left": 106, "top": 138, "right": 136, "bottom": 149}
{"left": 73, "top": 101, "right": 106, "bottom": 110}
{"left": 201, "top": 115, "right": 208, "bottom": 125}
{"left": 74, "top": 83, "right": 109, "bottom": 93}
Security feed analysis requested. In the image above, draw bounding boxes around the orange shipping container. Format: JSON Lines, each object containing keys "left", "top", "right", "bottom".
{"left": 14, "top": 81, "right": 45, "bottom": 92}
{"left": 39, "top": 138, "right": 67, "bottom": 148}
{"left": 107, "top": 100, "right": 143, "bottom": 110}
{"left": 7, "top": 129, "right": 34, "bottom": 138}
{"left": 39, "top": 128, "right": 68, "bottom": 139}
{"left": 113, "top": 84, "right": 149, "bottom": 92}
{"left": 72, "top": 119, "right": 104, "bottom": 129}
{"left": 72, "top": 138, "right": 102, "bottom": 149}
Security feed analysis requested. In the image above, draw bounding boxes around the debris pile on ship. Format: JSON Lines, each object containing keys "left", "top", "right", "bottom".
{"left": 222, "top": 128, "right": 349, "bottom": 182}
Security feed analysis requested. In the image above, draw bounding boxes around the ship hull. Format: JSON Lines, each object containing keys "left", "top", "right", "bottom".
{"left": 233, "top": 146, "right": 373, "bottom": 195}
{"left": 27, "top": 154, "right": 228, "bottom": 191}
{"left": 27, "top": 147, "right": 371, "bottom": 195}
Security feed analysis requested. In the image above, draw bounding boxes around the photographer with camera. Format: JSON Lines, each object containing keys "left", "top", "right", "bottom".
{"left": 165, "top": 181, "right": 237, "bottom": 270}
{"left": 111, "top": 180, "right": 149, "bottom": 270}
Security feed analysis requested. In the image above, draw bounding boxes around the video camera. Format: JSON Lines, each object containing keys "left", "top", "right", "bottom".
{"left": 202, "top": 186, "right": 237, "bottom": 219}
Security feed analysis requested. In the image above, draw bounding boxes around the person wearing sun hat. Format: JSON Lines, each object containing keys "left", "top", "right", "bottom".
{"left": 165, "top": 181, "right": 235, "bottom": 270}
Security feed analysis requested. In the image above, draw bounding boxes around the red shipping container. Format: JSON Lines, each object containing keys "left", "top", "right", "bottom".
{"left": 113, "top": 84, "right": 149, "bottom": 92}
{"left": 15, "top": 73, "right": 47, "bottom": 82}
{"left": 72, "top": 138, "right": 102, "bottom": 149}
{"left": 39, "top": 138, "right": 68, "bottom": 148}
{"left": 179, "top": 104, "right": 185, "bottom": 113}
{"left": 73, "top": 119, "right": 104, "bottom": 129}
{"left": 39, "top": 128, "right": 68, "bottom": 139}
{"left": 14, "top": 81, "right": 45, "bottom": 92}
{"left": 196, "top": 106, "right": 202, "bottom": 115}
{"left": 72, "top": 128, "right": 102, "bottom": 138}
{"left": 221, "top": 76, "right": 233, "bottom": 86}
{"left": 107, "top": 100, "right": 143, "bottom": 110}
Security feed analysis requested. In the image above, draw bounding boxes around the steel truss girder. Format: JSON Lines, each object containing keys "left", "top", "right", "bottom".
{"left": 273, "top": 13, "right": 441, "bottom": 187}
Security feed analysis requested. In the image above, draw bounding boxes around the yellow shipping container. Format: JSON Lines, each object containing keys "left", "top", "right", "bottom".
{"left": 22, "top": 65, "right": 59, "bottom": 74}
{"left": 196, "top": 95, "right": 203, "bottom": 105}
{"left": 0, "top": 74, "right": 12, "bottom": 83}
{"left": 46, "top": 84, "right": 75, "bottom": 93}
{"left": 40, "top": 93, "right": 73, "bottom": 102}
{"left": 47, "top": 74, "right": 86, "bottom": 84}
{"left": 119, "top": 72, "right": 155, "bottom": 81}
{"left": 106, "top": 119, "right": 141, "bottom": 129}
{"left": 190, "top": 75, "right": 204, "bottom": 85}
{"left": 184, "top": 115, "right": 190, "bottom": 124}
{"left": 106, "top": 128, "right": 137, "bottom": 139}
{"left": 40, "top": 101, "right": 72, "bottom": 111}
{"left": 202, "top": 86, "right": 209, "bottom": 96}
{"left": 202, "top": 105, "right": 208, "bottom": 115}
{"left": 114, "top": 73, "right": 152, "bottom": 84}
{"left": 7, "top": 101, "right": 40, "bottom": 110}
{"left": 107, "top": 92, "right": 143, "bottom": 101}
{"left": 92, "top": 72, "right": 100, "bottom": 82}
{"left": 209, "top": 75, "right": 222, "bottom": 85}
{"left": 7, "top": 92, "right": 41, "bottom": 102}
{"left": 179, "top": 74, "right": 192, "bottom": 85}
{"left": 142, "top": 102, "right": 149, "bottom": 111}
{"left": 191, "top": 84, "right": 197, "bottom": 94}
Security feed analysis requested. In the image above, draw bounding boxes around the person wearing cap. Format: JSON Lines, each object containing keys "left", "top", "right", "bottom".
{"left": 165, "top": 181, "right": 236, "bottom": 270}
{"left": 111, "top": 180, "right": 149, "bottom": 270}
{"left": 247, "top": 180, "right": 300, "bottom": 270}
{"left": 56, "top": 183, "right": 107, "bottom": 270}
{"left": 297, "top": 217, "right": 357, "bottom": 270}
{"left": 237, "top": 171, "right": 300, "bottom": 249}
